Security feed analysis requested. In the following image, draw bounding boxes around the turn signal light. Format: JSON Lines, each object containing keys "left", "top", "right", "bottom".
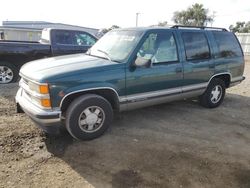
{"left": 39, "top": 85, "right": 49, "bottom": 94}
{"left": 41, "top": 99, "right": 51, "bottom": 108}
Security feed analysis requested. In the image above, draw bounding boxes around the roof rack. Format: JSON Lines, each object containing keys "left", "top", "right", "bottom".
{"left": 171, "top": 25, "right": 228, "bottom": 32}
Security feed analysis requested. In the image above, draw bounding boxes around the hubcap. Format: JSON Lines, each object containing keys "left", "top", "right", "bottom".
{"left": 210, "top": 85, "right": 222, "bottom": 104}
{"left": 78, "top": 106, "right": 105, "bottom": 133}
{"left": 0, "top": 66, "right": 13, "bottom": 84}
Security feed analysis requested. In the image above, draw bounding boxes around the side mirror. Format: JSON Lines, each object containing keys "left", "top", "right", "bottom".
{"left": 134, "top": 56, "right": 151, "bottom": 68}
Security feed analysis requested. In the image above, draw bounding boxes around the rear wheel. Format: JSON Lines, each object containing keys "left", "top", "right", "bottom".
{"left": 199, "top": 78, "right": 226, "bottom": 108}
{"left": 66, "top": 94, "right": 113, "bottom": 140}
{"left": 0, "top": 62, "right": 18, "bottom": 84}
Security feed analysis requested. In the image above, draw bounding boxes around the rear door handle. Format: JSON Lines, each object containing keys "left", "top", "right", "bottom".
{"left": 175, "top": 67, "right": 182, "bottom": 73}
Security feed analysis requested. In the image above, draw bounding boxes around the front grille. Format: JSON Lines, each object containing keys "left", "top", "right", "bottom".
{"left": 22, "top": 77, "right": 29, "bottom": 85}
{"left": 19, "top": 78, "right": 32, "bottom": 102}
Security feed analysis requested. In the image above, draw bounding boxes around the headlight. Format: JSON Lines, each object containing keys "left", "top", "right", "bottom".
{"left": 28, "top": 82, "right": 49, "bottom": 94}
{"left": 26, "top": 81, "right": 51, "bottom": 109}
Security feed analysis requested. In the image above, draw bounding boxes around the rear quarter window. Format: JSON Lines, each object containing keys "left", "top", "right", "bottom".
{"left": 212, "top": 31, "right": 243, "bottom": 58}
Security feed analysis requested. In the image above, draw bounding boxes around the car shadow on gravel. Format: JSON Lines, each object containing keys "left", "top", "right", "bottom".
{"left": 44, "top": 93, "right": 250, "bottom": 188}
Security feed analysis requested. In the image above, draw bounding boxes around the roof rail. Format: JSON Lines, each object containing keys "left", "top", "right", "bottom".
{"left": 171, "top": 25, "right": 228, "bottom": 32}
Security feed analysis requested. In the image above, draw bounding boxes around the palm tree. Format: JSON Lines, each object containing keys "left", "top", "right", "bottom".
{"left": 173, "top": 3, "right": 213, "bottom": 26}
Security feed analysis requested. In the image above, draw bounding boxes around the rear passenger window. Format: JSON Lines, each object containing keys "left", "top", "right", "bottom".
{"left": 182, "top": 32, "right": 210, "bottom": 60}
{"left": 212, "top": 31, "right": 242, "bottom": 58}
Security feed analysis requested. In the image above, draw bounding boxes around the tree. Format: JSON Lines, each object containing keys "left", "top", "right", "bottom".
{"left": 97, "top": 25, "right": 121, "bottom": 37}
{"left": 172, "top": 3, "right": 213, "bottom": 26}
{"left": 109, "top": 25, "right": 120, "bottom": 30}
{"left": 158, "top": 21, "right": 168, "bottom": 27}
{"left": 229, "top": 22, "right": 250, "bottom": 33}
{"left": 101, "top": 25, "right": 120, "bottom": 34}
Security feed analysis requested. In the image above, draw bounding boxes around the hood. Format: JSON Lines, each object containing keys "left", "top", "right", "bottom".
{"left": 20, "top": 54, "right": 117, "bottom": 82}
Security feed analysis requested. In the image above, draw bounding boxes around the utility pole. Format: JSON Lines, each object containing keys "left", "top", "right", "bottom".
{"left": 136, "top": 13, "right": 140, "bottom": 27}
{"left": 211, "top": 11, "right": 216, "bottom": 27}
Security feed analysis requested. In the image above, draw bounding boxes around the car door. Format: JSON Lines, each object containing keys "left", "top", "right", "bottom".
{"left": 177, "top": 30, "right": 215, "bottom": 94}
{"left": 124, "top": 30, "right": 184, "bottom": 109}
{"left": 51, "top": 30, "right": 76, "bottom": 55}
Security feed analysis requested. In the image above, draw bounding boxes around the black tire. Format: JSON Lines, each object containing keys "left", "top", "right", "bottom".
{"left": 65, "top": 94, "right": 113, "bottom": 140}
{"left": 0, "top": 62, "right": 19, "bottom": 84}
{"left": 199, "top": 78, "right": 226, "bottom": 108}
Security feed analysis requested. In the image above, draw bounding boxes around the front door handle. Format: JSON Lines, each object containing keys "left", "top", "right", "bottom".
{"left": 175, "top": 67, "right": 182, "bottom": 73}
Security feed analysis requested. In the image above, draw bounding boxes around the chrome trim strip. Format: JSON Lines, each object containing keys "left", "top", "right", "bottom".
{"left": 182, "top": 83, "right": 207, "bottom": 92}
{"left": 207, "top": 72, "right": 232, "bottom": 86}
{"left": 60, "top": 87, "right": 120, "bottom": 108}
{"left": 122, "top": 89, "right": 205, "bottom": 111}
{"left": 125, "top": 92, "right": 183, "bottom": 111}
{"left": 120, "top": 83, "right": 208, "bottom": 103}
{"left": 120, "top": 87, "right": 182, "bottom": 103}
{"left": 230, "top": 76, "right": 245, "bottom": 87}
{"left": 231, "top": 76, "right": 245, "bottom": 83}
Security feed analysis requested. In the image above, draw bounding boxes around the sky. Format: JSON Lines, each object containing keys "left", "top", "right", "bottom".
{"left": 0, "top": 0, "right": 249, "bottom": 29}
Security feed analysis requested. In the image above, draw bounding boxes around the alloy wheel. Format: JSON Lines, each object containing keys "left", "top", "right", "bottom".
{"left": 0, "top": 66, "right": 14, "bottom": 84}
{"left": 78, "top": 106, "right": 105, "bottom": 133}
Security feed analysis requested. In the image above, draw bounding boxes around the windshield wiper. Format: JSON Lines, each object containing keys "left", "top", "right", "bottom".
{"left": 97, "top": 49, "right": 112, "bottom": 62}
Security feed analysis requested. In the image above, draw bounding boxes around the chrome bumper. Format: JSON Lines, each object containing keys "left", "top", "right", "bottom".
{"left": 230, "top": 76, "right": 246, "bottom": 87}
{"left": 15, "top": 88, "right": 63, "bottom": 134}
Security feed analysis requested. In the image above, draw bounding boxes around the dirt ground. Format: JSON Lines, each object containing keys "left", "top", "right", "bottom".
{"left": 0, "top": 60, "right": 250, "bottom": 188}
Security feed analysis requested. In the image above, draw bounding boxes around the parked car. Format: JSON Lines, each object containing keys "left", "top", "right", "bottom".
{"left": 0, "top": 28, "right": 97, "bottom": 84}
{"left": 16, "top": 26, "right": 245, "bottom": 140}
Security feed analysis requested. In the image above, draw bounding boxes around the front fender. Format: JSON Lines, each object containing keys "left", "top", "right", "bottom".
{"left": 50, "top": 82, "right": 124, "bottom": 108}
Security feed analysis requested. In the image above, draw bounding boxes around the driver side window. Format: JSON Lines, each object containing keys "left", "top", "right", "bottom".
{"left": 137, "top": 33, "right": 157, "bottom": 60}
{"left": 137, "top": 32, "right": 178, "bottom": 64}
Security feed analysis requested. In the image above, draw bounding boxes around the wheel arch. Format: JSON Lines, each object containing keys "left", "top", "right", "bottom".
{"left": 208, "top": 72, "right": 232, "bottom": 88}
{"left": 60, "top": 87, "right": 120, "bottom": 115}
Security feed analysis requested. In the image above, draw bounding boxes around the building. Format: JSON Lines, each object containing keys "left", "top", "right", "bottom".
{"left": 0, "top": 26, "right": 42, "bottom": 41}
{"left": 236, "top": 33, "right": 250, "bottom": 56}
{"left": 0, "top": 21, "right": 99, "bottom": 41}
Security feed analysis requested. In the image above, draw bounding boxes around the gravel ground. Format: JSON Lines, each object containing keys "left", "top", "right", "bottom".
{"left": 0, "top": 60, "right": 250, "bottom": 188}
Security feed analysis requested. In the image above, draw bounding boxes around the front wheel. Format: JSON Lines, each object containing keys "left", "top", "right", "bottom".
{"left": 199, "top": 78, "right": 226, "bottom": 108}
{"left": 0, "top": 62, "right": 18, "bottom": 84}
{"left": 65, "top": 94, "right": 113, "bottom": 140}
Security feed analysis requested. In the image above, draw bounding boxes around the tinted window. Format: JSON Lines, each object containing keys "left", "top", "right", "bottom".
{"left": 55, "top": 31, "right": 73, "bottom": 45}
{"left": 212, "top": 31, "right": 242, "bottom": 58}
{"left": 182, "top": 32, "right": 210, "bottom": 60}
{"left": 137, "top": 32, "right": 178, "bottom": 63}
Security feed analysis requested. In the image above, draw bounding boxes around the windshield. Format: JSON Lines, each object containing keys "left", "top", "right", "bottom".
{"left": 88, "top": 30, "right": 143, "bottom": 62}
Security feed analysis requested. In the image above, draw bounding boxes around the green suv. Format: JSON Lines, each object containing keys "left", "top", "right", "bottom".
{"left": 16, "top": 26, "right": 245, "bottom": 140}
